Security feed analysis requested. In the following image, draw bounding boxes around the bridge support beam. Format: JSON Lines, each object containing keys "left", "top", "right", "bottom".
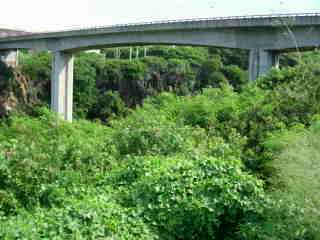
{"left": 0, "top": 49, "right": 18, "bottom": 67}
{"left": 249, "top": 49, "right": 279, "bottom": 81}
{"left": 51, "top": 51, "right": 74, "bottom": 122}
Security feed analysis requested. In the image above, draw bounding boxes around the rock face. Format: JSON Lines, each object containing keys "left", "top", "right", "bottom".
{"left": 0, "top": 62, "right": 37, "bottom": 117}
{"left": 0, "top": 92, "right": 18, "bottom": 116}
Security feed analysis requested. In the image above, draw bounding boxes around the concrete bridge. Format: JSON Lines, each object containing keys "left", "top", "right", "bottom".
{"left": 1, "top": 13, "right": 320, "bottom": 121}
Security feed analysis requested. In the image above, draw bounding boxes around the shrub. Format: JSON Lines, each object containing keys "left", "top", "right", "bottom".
{"left": 73, "top": 52, "right": 105, "bottom": 118}
{"left": 0, "top": 190, "right": 156, "bottom": 240}
{"left": 115, "top": 155, "right": 266, "bottom": 240}
{"left": 237, "top": 200, "right": 315, "bottom": 240}
{"left": 89, "top": 90, "right": 128, "bottom": 122}
{"left": 19, "top": 52, "right": 52, "bottom": 103}
{"left": 264, "top": 122, "right": 320, "bottom": 238}
{"left": 19, "top": 52, "right": 52, "bottom": 84}
{"left": 0, "top": 110, "right": 113, "bottom": 213}
{"left": 110, "top": 105, "right": 199, "bottom": 156}
{"left": 197, "top": 57, "right": 224, "bottom": 88}
{"left": 222, "top": 65, "right": 248, "bottom": 91}
{"left": 2, "top": 57, "right": 320, "bottom": 238}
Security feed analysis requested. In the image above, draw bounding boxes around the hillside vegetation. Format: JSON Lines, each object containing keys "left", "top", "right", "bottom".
{"left": 0, "top": 47, "right": 319, "bottom": 239}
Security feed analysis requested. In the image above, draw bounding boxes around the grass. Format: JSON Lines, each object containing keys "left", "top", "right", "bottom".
{"left": 267, "top": 122, "right": 320, "bottom": 236}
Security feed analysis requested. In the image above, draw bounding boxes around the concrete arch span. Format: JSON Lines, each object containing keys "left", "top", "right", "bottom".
{"left": 1, "top": 13, "right": 320, "bottom": 121}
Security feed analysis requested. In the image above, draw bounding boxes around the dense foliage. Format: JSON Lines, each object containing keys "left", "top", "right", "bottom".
{"left": 0, "top": 103, "right": 314, "bottom": 239}
{"left": 17, "top": 47, "right": 248, "bottom": 120}
{"left": 265, "top": 122, "right": 320, "bottom": 237}
{"left": 0, "top": 46, "right": 319, "bottom": 239}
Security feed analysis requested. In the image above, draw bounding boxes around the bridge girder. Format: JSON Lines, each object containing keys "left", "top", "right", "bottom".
{"left": 1, "top": 13, "right": 320, "bottom": 121}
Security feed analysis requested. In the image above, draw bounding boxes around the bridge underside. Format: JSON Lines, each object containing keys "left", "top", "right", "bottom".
{"left": 0, "top": 46, "right": 280, "bottom": 121}
{"left": 1, "top": 21, "right": 320, "bottom": 121}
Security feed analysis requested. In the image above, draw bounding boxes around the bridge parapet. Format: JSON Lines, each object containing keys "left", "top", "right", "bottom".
{"left": 1, "top": 13, "right": 320, "bottom": 42}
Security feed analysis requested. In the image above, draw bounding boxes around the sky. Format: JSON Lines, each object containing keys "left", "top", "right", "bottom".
{"left": 1, "top": 0, "right": 320, "bottom": 32}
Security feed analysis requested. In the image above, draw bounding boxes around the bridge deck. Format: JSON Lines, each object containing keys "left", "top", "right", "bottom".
{"left": 0, "top": 29, "right": 30, "bottom": 38}
{"left": 2, "top": 12, "right": 320, "bottom": 121}
{"left": 1, "top": 13, "right": 320, "bottom": 42}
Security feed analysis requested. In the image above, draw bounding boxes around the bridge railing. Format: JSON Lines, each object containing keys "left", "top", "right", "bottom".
{"left": 36, "top": 12, "right": 320, "bottom": 34}
{"left": 1, "top": 12, "right": 320, "bottom": 39}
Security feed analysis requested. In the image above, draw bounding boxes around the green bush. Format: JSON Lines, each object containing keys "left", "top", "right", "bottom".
{"left": 0, "top": 190, "right": 156, "bottom": 240}
{"left": 73, "top": 52, "right": 105, "bottom": 118}
{"left": 238, "top": 200, "right": 315, "bottom": 240}
{"left": 19, "top": 52, "right": 52, "bottom": 83}
{"left": 110, "top": 105, "right": 198, "bottom": 156}
{"left": 264, "top": 122, "right": 320, "bottom": 238}
{"left": 97, "top": 60, "right": 123, "bottom": 92}
{"left": 0, "top": 110, "right": 113, "bottom": 213}
{"left": 197, "top": 57, "right": 224, "bottom": 88}
{"left": 89, "top": 90, "right": 128, "bottom": 122}
{"left": 121, "top": 155, "right": 266, "bottom": 240}
{"left": 19, "top": 52, "right": 52, "bottom": 103}
{"left": 15, "top": 47, "right": 250, "bottom": 121}
{"left": 0, "top": 85, "right": 318, "bottom": 239}
{"left": 208, "top": 47, "right": 248, "bottom": 69}
{"left": 3, "top": 52, "right": 320, "bottom": 238}
{"left": 222, "top": 65, "right": 248, "bottom": 91}
{"left": 147, "top": 46, "right": 209, "bottom": 66}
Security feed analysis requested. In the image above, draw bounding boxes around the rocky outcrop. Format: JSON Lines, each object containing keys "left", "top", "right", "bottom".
{"left": 0, "top": 62, "right": 39, "bottom": 117}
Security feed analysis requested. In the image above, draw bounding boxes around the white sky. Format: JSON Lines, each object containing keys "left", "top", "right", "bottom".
{"left": 1, "top": 0, "right": 320, "bottom": 32}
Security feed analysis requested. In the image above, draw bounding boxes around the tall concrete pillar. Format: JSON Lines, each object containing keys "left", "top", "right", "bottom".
{"left": 249, "top": 49, "right": 280, "bottom": 81}
{"left": 129, "top": 47, "right": 133, "bottom": 61}
{"left": 51, "top": 51, "right": 74, "bottom": 121}
{"left": 0, "top": 49, "right": 18, "bottom": 67}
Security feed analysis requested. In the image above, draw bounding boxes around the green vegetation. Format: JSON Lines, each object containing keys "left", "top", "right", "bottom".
{"left": 16, "top": 47, "right": 248, "bottom": 120}
{"left": 265, "top": 122, "right": 320, "bottom": 236}
{"left": 0, "top": 101, "right": 310, "bottom": 239}
{"left": 0, "top": 46, "right": 319, "bottom": 239}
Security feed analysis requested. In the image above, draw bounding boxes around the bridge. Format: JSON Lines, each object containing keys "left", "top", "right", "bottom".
{"left": 1, "top": 13, "right": 320, "bottom": 121}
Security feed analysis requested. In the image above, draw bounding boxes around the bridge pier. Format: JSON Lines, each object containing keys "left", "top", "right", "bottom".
{"left": 0, "top": 49, "right": 18, "bottom": 67}
{"left": 51, "top": 51, "right": 74, "bottom": 121}
{"left": 249, "top": 49, "right": 279, "bottom": 81}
